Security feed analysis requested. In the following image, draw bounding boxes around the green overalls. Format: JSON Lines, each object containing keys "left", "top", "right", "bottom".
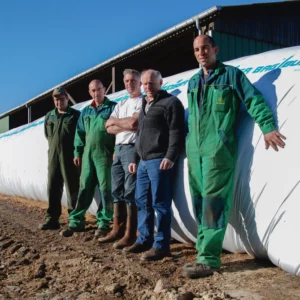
{"left": 186, "top": 61, "right": 276, "bottom": 268}
{"left": 44, "top": 106, "right": 81, "bottom": 221}
{"left": 69, "top": 98, "right": 116, "bottom": 230}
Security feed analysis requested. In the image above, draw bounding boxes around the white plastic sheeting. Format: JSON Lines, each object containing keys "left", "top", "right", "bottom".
{"left": 0, "top": 46, "right": 299, "bottom": 275}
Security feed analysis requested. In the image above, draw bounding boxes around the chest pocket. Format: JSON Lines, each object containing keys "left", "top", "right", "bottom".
{"left": 63, "top": 116, "right": 76, "bottom": 134}
{"left": 83, "top": 116, "right": 91, "bottom": 133}
{"left": 187, "top": 88, "right": 198, "bottom": 115}
{"left": 46, "top": 121, "right": 54, "bottom": 137}
{"left": 100, "top": 111, "right": 111, "bottom": 120}
{"left": 212, "top": 86, "right": 233, "bottom": 113}
{"left": 98, "top": 110, "right": 111, "bottom": 131}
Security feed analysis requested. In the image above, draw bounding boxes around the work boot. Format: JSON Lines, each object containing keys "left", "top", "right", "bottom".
{"left": 94, "top": 227, "right": 110, "bottom": 237}
{"left": 113, "top": 204, "right": 137, "bottom": 249}
{"left": 182, "top": 262, "right": 219, "bottom": 278}
{"left": 123, "top": 243, "right": 152, "bottom": 254}
{"left": 140, "top": 248, "right": 171, "bottom": 261}
{"left": 98, "top": 202, "right": 126, "bottom": 243}
{"left": 60, "top": 226, "right": 85, "bottom": 237}
{"left": 39, "top": 220, "right": 60, "bottom": 230}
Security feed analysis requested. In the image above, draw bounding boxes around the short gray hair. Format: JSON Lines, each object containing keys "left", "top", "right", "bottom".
{"left": 141, "top": 69, "right": 162, "bottom": 80}
{"left": 123, "top": 69, "right": 141, "bottom": 80}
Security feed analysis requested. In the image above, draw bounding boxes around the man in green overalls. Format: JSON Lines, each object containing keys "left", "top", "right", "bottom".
{"left": 61, "top": 80, "right": 116, "bottom": 237}
{"left": 40, "top": 87, "right": 80, "bottom": 230}
{"left": 183, "top": 35, "right": 286, "bottom": 278}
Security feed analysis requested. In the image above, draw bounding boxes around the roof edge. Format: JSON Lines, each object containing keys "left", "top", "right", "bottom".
{"left": 0, "top": 5, "right": 222, "bottom": 119}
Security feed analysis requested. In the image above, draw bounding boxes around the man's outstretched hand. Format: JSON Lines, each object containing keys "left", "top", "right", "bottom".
{"left": 264, "top": 130, "right": 286, "bottom": 152}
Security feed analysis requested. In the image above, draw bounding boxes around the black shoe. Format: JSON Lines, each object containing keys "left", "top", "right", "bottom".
{"left": 140, "top": 248, "right": 171, "bottom": 261}
{"left": 123, "top": 243, "right": 152, "bottom": 254}
{"left": 182, "top": 262, "right": 219, "bottom": 279}
{"left": 60, "top": 227, "right": 85, "bottom": 237}
{"left": 39, "top": 220, "right": 60, "bottom": 230}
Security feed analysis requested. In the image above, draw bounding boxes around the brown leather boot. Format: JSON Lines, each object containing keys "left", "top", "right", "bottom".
{"left": 98, "top": 202, "right": 126, "bottom": 243}
{"left": 113, "top": 204, "right": 137, "bottom": 249}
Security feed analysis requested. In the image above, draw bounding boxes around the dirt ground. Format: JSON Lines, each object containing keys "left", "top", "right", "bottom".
{"left": 0, "top": 195, "right": 300, "bottom": 300}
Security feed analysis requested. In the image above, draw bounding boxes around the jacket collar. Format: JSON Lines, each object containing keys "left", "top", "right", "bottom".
{"left": 51, "top": 105, "right": 72, "bottom": 116}
{"left": 194, "top": 60, "right": 225, "bottom": 85}
{"left": 90, "top": 97, "right": 110, "bottom": 110}
{"left": 142, "top": 89, "right": 168, "bottom": 104}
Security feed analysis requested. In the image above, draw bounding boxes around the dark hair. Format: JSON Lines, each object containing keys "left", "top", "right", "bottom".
{"left": 206, "top": 35, "right": 217, "bottom": 47}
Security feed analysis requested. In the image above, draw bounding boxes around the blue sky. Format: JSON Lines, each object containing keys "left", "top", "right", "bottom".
{"left": 0, "top": 0, "right": 280, "bottom": 114}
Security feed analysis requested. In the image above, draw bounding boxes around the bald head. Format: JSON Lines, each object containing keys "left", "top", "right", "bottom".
{"left": 89, "top": 79, "right": 106, "bottom": 106}
{"left": 194, "top": 35, "right": 217, "bottom": 47}
{"left": 193, "top": 35, "right": 219, "bottom": 72}
{"left": 141, "top": 69, "right": 162, "bottom": 81}
{"left": 89, "top": 79, "right": 103, "bottom": 89}
{"left": 141, "top": 69, "right": 163, "bottom": 102}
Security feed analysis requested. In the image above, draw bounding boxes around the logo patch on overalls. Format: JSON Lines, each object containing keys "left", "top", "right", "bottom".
{"left": 216, "top": 97, "right": 225, "bottom": 105}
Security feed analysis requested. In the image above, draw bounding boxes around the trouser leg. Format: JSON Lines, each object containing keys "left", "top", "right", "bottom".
{"left": 60, "top": 152, "right": 80, "bottom": 214}
{"left": 121, "top": 145, "right": 137, "bottom": 206}
{"left": 111, "top": 146, "right": 125, "bottom": 204}
{"left": 147, "top": 158, "right": 173, "bottom": 251}
{"left": 95, "top": 156, "right": 113, "bottom": 229}
{"left": 46, "top": 154, "right": 63, "bottom": 221}
{"left": 69, "top": 155, "right": 97, "bottom": 229}
{"left": 196, "top": 156, "right": 235, "bottom": 268}
{"left": 187, "top": 154, "right": 204, "bottom": 255}
{"left": 135, "top": 160, "right": 154, "bottom": 247}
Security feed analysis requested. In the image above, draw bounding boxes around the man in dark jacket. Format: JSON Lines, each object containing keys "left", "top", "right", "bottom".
{"left": 124, "top": 69, "right": 185, "bottom": 261}
{"left": 40, "top": 87, "right": 80, "bottom": 230}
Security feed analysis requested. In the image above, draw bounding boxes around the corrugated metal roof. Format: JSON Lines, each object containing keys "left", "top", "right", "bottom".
{"left": 2, "top": 1, "right": 297, "bottom": 119}
{"left": 0, "top": 5, "right": 221, "bottom": 119}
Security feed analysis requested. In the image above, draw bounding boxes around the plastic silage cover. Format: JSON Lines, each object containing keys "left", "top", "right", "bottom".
{"left": 0, "top": 46, "right": 299, "bottom": 275}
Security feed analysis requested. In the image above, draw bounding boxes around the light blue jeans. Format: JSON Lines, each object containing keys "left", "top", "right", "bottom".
{"left": 135, "top": 158, "right": 173, "bottom": 250}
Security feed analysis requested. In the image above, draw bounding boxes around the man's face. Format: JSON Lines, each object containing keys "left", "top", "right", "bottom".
{"left": 123, "top": 73, "right": 141, "bottom": 95}
{"left": 193, "top": 36, "right": 218, "bottom": 69}
{"left": 141, "top": 71, "right": 162, "bottom": 100}
{"left": 53, "top": 94, "right": 69, "bottom": 111}
{"left": 89, "top": 81, "right": 106, "bottom": 103}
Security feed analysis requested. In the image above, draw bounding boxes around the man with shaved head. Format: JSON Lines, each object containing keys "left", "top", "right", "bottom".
{"left": 124, "top": 69, "right": 185, "bottom": 261}
{"left": 183, "top": 35, "right": 286, "bottom": 278}
{"left": 61, "top": 79, "right": 116, "bottom": 237}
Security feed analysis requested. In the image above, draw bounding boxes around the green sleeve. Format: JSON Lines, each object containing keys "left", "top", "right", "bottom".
{"left": 74, "top": 111, "right": 86, "bottom": 157}
{"left": 234, "top": 69, "right": 276, "bottom": 135}
{"left": 44, "top": 113, "right": 49, "bottom": 140}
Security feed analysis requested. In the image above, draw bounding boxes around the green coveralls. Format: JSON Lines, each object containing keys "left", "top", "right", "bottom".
{"left": 44, "top": 106, "right": 81, "bottom": 221}
{"left": 186, "top": 61, "right": 276, "bottom": 268}
{"left": 69, "top": 98, "right": 116, "bottom": 230}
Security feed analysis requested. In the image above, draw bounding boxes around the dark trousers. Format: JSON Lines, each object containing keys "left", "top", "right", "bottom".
{"left": 46, "top": 152, "right": 80, "bottom": 220}
{"left": 111, "top": 144, "right": 136, "bottom": 206}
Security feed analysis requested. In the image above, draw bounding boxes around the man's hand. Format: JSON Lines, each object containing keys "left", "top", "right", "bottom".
{"left": 264, "top": 130, "right": 286, "bottom": 152}
{"left": 128, "top": 163, "right": 137, "bottom": 174}
{"left": 74, "top": 157, "right": 82, "bottom": 167}
{"left": 105, "top": 117, "right": 116, "bottom": 129}
{"left": 160, "top": 158, "right": 174, "bottom": 170}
